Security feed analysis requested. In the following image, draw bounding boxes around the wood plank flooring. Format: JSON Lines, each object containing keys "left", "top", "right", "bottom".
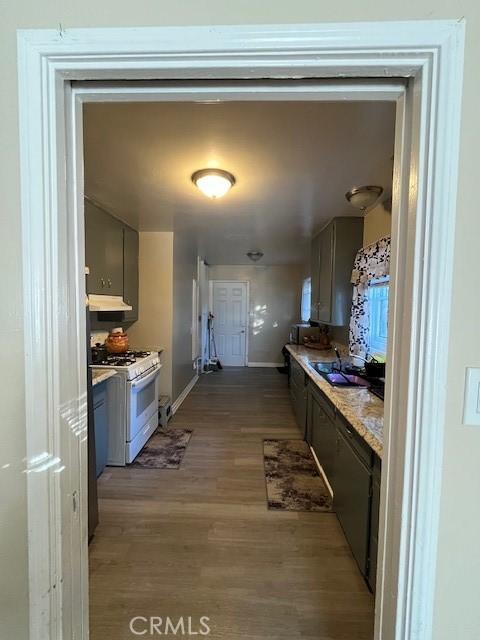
{"left": 89, "top": 367, "right": 374, "bottom": 639}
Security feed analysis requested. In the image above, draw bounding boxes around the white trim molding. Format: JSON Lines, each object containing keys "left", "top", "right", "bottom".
{"left": 17, "top": 21, "right": 465, "bottom": 640}
{"left": 248, "top": 362, "right": 284, "bottom": 368}
{"left": 171, "top": 375, "right": 199, "bottom": 416}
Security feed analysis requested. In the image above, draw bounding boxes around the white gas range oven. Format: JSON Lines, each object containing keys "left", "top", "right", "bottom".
{"left": 91, "top": 350, "right": 162, "bottom": 465}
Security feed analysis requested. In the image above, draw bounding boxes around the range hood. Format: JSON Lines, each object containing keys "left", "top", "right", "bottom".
{"left": 88, "top": 294, "right": 132, "bottom": 312}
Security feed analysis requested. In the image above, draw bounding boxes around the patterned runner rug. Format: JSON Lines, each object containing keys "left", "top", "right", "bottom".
{"left": 263, "top": 439, "right": 332, "bottom": 512}
{"left": 131, "top": 428, "right": 192, "bottom": 469}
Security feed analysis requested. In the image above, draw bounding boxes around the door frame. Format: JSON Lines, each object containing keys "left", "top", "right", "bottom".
{"left": 209, "top": 280, "right": 250, "bottom": 366}
{"left": 17, "top": 21, "right": 465, "bottom": 640}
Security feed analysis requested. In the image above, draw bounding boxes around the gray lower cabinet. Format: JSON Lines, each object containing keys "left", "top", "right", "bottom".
{"left": 290, "top": 365, "right": 381, "bottom": 589}
{"left": 333, "top": 423, "right": 372, "bottom": 576}
{"left": 122, "top": 225, "right": 139, "bottom": 323}
{"left": 307, "top": 384, "right": 337, "bottom": 486}
{"left": 367, "top": 455, "right": 381, "bottom": 592}
{"left": 289, "top": 359, "right": 308, "bottom": 435}
{"left": 93, "top": 382, "right": 108, "bottom": 477}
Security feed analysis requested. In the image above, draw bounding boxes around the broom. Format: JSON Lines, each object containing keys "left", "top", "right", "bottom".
{"left": 209, "top": 312, "right": 223, "bottom": 370}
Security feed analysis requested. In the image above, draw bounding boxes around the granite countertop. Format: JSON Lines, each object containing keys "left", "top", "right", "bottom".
{"left": 286, "top": 344, "right": 384, "bottom": 457}
{"left": 91, "top": 368, "right": 117, "bottom": 387}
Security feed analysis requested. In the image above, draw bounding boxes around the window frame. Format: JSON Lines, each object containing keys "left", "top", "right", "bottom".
{"left": 301, "top": 276, "right": 312, "bottom": 323}
{"left": 367, "top": 275, "right": 389, "bottom": 356}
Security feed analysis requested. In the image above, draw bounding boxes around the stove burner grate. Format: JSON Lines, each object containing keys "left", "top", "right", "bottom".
{"left": 93, "top": 350, "right": 152, "bottom": 367}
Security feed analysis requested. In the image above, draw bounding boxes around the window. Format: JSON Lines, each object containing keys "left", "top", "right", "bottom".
{"left": 301, "top": 277, "right": 312, "bottom": 323}
{"left": 367, "top": 276, "right": 389, "bottom": 356}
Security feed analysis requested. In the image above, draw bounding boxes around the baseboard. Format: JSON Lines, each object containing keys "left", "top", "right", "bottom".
{"left": 247, "top": 362, "right": 284, "bottom": 368}
{"left": 171, "top": 375, "right": 199, "bottom": 415}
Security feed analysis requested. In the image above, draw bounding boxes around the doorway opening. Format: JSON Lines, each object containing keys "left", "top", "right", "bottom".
{"left": 81, "top": 86, "right": 395, "bottom": 640}
{"left": 210, "top": 281, "right": 249, "bottom": 367}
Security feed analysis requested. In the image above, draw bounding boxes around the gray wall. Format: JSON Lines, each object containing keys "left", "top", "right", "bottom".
{"left": 172, "top": 233, "right": 198, "bottom": 401}
{"left": 128, "top": 232, "right": 174, "bottom": 397}
{"left": 363, "top": 201, "right": 392, "bottom": 246}
{"left": 209, "top": 264, "right": 304, "bottom": 364}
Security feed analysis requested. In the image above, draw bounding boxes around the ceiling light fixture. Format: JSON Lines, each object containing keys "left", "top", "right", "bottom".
{"left": 345, "top": 185, "right": 383, "bottom": 212}
{"left": 191, "top": 168, "right": 235, "bottom": 199}
{"left": 246, "top": 250, "right": 264, "bottom": 262}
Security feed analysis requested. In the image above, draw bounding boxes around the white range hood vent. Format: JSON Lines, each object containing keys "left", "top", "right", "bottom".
{"left": 88, "top": 294, "right": 132, "bottom": 312}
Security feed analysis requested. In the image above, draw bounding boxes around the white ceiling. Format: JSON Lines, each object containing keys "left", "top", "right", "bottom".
{"left": 84, "top": 100, "right": 395, "bottom": 265}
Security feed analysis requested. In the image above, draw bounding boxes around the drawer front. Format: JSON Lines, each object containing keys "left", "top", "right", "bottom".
{"left": 335, "top": 413, "right": 373, "bottom": 468}
{"left": 309, "top": 382, "right": 335, "bottom": 422}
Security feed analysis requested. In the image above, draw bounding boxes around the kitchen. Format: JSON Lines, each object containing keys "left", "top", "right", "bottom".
{"left": 84, "top": 99, "right": 394, "bottom": 639}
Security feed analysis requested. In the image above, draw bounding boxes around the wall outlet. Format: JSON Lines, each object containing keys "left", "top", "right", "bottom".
{"left": 462, "top": 367, "right": 480, "bottom": 426}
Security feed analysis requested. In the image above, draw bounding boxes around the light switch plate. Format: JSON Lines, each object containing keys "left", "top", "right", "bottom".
{"left": 463, "top": 367, "right": 480, "bottom": 426}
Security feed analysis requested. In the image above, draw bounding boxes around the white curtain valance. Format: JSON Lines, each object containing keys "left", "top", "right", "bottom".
{"left": 349, "top": 235, "right": 391, "bottom": 357}
{"left": 350, "top": 235, "right": 391, "bottom": 291}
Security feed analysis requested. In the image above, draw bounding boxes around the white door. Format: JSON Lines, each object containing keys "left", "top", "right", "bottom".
{"left": 211, "top": 281, "right": 248, "bottom": 366}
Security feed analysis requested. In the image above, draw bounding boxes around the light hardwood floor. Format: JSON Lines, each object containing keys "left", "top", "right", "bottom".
{"left": 89, "top": 367, "right": 374, "bottom": 639}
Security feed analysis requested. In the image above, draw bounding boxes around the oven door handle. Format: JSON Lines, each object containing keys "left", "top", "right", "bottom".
{"left": 130, "top": 365, "right": 161, "bottom": 389}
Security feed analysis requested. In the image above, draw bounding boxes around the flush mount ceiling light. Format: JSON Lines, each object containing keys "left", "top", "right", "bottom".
{"left": 246, "top": 250, "right": 264, "bottom": 262}
{"left": 191, "top": 168, "right": 235, "bottom": 199}
{"left": 345, "top": 185, "right": 384, "bottom": 212}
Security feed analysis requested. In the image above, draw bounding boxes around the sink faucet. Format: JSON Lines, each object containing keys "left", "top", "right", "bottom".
{"left": 333, "top": 346, "right": 342, "bottom": 372}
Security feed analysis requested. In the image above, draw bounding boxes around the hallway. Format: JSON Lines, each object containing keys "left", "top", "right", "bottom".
{"left": 89, "top": 368, "right": 374, "bottom": 639}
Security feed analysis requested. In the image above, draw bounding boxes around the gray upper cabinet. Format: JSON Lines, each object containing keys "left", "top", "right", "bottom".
{"left": 310, "top": 233, "right": 321, "bottom": 322}
{"left": 85, "top": 200, "right": 124, "bottom": 296}
{"left": 317, "top": 222, "right": 334, "bottom": 321}
{"left": 85, "top": 199, "right": 140, "bottom": 323}
{"left": 123, "top": 225, "right": 139, "bottom": 323}
{"left": 311, "top": 217, "right": 364, "bottom": 325}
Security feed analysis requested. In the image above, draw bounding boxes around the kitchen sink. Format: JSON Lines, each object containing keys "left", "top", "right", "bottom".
{"left": 312, "top": 362, "right": 371, "bottom": 388}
